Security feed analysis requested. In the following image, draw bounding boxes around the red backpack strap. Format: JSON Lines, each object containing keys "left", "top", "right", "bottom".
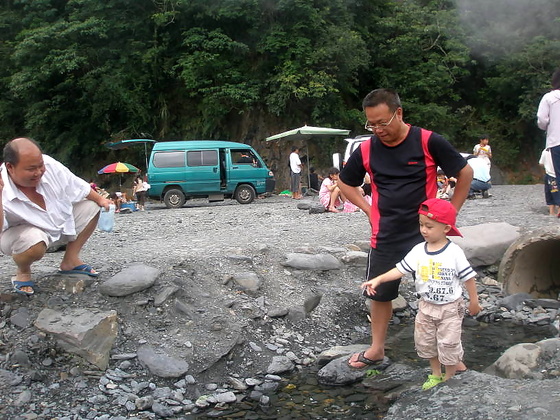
{"left": 359, "top": 138, "right": 378, "bottom": 247}
{"left": 420, "top": 128, "right": 437, "bottom": 198}
{"left": 420, "top": 128, "right": 433, "bottom": 162}
{"left": 360, "top": 139, "right": 372, "bottom": 175}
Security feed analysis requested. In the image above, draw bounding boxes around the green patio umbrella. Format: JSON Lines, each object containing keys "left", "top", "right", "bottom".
{"left": 266, "top": 125, "right": 351, "bottom": 191}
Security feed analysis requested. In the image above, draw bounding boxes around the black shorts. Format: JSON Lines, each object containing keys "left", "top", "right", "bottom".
{"left": 364, "top": 247, "right": 409, "bottom": 302}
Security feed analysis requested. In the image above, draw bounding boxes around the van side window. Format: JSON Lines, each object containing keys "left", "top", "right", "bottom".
{"left": 153, "top": 151, "right": 185, "bottom": 168}
{"left": 187, "top": 150, "right": 218, "bottom": 167}
{"left": 233, "top": 149, "right": 260, "bottom": 167}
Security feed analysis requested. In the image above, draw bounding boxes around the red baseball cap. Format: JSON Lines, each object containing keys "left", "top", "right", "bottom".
{"left": 418, "top": 198, "right": 462, "bottom": 237}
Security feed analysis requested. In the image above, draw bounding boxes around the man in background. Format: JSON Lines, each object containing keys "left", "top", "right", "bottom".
{"left": 289, "top": 146, "right": 303, "bottom": 199}
{"left": 466, "top": 155, "right": 492, "bottom": 199}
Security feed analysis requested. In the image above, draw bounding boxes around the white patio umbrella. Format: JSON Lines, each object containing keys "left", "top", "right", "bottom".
{"left": 266, "top": 125, "right": 351, "bottom": 191}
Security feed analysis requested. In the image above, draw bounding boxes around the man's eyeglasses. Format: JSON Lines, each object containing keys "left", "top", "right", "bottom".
{"left": 364, "top": 109, "right": 398, "bottom": 132}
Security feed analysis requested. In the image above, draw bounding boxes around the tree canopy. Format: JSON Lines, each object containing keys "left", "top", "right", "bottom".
{"left": 0, "top": 0, "right": 559, "bottom": 183}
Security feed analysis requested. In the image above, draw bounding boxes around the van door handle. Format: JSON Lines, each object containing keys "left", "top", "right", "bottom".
{"left": 232, "top": 166, "right": 239, "bottom": 169}
{"left": 213, "top": 167, "right": 218, "bottom": 173}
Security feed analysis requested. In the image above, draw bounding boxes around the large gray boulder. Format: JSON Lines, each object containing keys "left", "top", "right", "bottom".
{"left": 450, "top": 222, "right": 519, "bottom": 267}
{"left": 98, "top": 264, "right": 160, "bottom": 297}
{"left": 384, "top": 370, "right": 560, "bottom": 420}
{"left": 34, "top": 308, "right": 118, "bottom": 370}
{"left": 485, "top": 338, "right": 560, "bottom": 379}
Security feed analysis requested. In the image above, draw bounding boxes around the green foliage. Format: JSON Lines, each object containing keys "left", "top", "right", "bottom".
{"left": 0, "top": 0, "right": 558, "bottom": 181}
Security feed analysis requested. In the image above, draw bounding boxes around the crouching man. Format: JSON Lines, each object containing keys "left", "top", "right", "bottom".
{"left": 0, "top": 137, "right": 112, "bottom": 295}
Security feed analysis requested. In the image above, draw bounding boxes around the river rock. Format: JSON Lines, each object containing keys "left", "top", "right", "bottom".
{"left": 450, "top": 222, "right": 519, "bottom": 267}
{"left": 98, "top": 264, "right": 160, "bottom": 297}
{"left": 282, "top": 253, "right": 342, "bottom": 270}
{"left": 317, "top": 354, "right": 391, "bottom": 385}
{"left": 340, "top": 250, "right": 368, "bottom": 265}
{"left": 266, "top": 356, "right": 295, "bottom": 374}
{"left": 34, "top": 308, "right": 118, "bottom": 369}
{"left": 137, "top": 345, "right": 189, "bottom": 378}
{"left": 384, "top": 370, "right": 560, "bottom": 420}
{"left": 485, "top": 337, "right": 560, "bottom": 379}
{"left": 316, "top": 344, "right": 370, "bottom": 367}
{"left": 498, "top": 293, "right": 533, "bottom": 311}
{"left": 232, "top": 272, "right": 262, "bottom": 292}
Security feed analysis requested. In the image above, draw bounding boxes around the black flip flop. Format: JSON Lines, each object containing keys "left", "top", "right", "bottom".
{"left": 347, "top": 351, "right": 391, "bottom": 370}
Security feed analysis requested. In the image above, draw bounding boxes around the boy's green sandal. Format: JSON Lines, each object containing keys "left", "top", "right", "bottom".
{"left": 422, "top": 374, "right": 444, "bottom": 390}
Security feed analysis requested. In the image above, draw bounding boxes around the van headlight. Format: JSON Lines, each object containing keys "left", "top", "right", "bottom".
{"left": 268, "top": 171, "right": 274, "bottom": 177}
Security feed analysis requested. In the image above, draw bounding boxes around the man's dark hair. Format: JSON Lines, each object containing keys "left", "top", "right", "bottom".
{"left": 552, "top": 68, "right": 560, "bottom": 90}
{"left": 291, "top": 146, "right": 299, "bottom": 152}
{"left": 3, "top": 137, "right": 42, "bottom": 165}
{"left": 362, "top": 88, "right": 402, "bottom": 112}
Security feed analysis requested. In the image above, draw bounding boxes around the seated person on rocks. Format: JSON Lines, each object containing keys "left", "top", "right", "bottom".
{"left": 308, "top": 167, "right": 323, "bottom": 192}
{"left": 0, "top": 137, "right": 112, "bottom": 295}
{"left": 436, "top": 169, "right": 454, "bottom": 199}
{"left": 109, "top": 192, "right": 123, "bottom": 213}
{"left": 119, "top": 191, "right": 129, "bottom": 203}
{"left": 466, "top": 155, "right": 492, "bottom": 198}
{"left": 319, "top": 167, "right": 348, "bottom": 212}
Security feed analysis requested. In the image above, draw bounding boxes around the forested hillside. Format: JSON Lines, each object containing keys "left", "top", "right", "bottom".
{"left": 0, "top": 0, "right": 559, "bottom": 184}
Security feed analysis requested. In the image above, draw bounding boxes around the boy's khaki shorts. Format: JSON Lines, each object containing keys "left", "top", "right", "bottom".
{"left": 414, "top": 298, "right": 465, "bottom": 366}
{"left": 0, "top": 200, "right": 100, "bottom": 255}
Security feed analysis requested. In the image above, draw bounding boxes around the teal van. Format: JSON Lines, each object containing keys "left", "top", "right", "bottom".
{"left": 147, "top": 140, "right": 275, "bottom": 208}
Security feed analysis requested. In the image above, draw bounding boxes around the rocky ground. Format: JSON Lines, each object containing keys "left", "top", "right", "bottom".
{"left": 0, "top": 184, "right": 559, "bottom": 419}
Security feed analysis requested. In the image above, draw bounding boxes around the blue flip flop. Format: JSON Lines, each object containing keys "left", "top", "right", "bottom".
{"left": 12, "top": 277, "right": 36, "bottom": 296}
{"left": 58, "top": 264, "right": 99, "bottom": 277}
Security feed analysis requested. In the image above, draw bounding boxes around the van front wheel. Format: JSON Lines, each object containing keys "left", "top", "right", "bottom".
{"left": 163, "top": 188, "right": 186, "bottom": 208}
{"left": 234, "top": 185, "right": 256, "bottom": 204}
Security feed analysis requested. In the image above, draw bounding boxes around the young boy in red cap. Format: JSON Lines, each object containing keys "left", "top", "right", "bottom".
{"left": 361, "top": 198, "right": 482, "bottom": 390}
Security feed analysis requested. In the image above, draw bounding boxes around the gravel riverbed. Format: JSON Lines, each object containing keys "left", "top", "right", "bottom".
{"left": 0, "top": 184, "right": 558, "bottom": 419}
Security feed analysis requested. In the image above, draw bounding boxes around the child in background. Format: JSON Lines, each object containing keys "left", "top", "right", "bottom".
{"left": 361, "top": 198, "right": 481, "bottom": 390}
{"left": 436, "top": 169, "right": 450, "bottom": 199}
{"left": 319, "top": 167, "right": 345, "bottom": 212}
{"left": 473, "top": 135, "right": 492, "bottom": 169}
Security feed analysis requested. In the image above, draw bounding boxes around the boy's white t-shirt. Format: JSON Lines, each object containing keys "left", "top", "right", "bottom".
{"left": 396, "top": 240, "right": 476, "bottom": 304}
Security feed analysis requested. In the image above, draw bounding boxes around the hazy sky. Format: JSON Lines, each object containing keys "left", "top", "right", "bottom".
{"left": 455, "top": 0, "right": 559, "bottom": 56}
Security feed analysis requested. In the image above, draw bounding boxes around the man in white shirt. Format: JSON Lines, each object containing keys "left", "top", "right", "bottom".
{"left": 289, "top": 146, "right": 303, "bottom": 199}
{"left": 0, "top": 137, "right": 112, "bottom": 295}
{"left": 466, "top": 155, "right": 491, "bottom": 198}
